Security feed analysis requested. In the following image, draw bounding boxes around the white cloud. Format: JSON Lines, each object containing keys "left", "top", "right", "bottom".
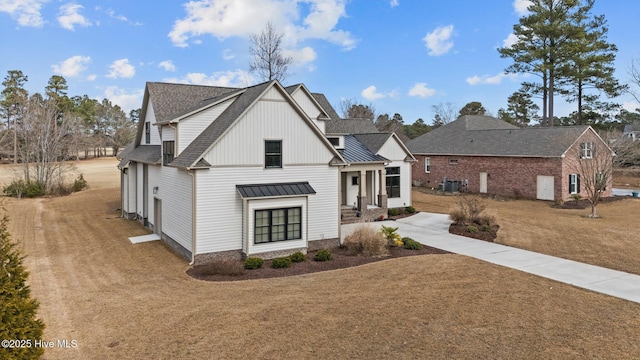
{"left": 107, "top": 59, "right": 135, "bottom": 79}
{"left": 466, "top": 73, "right": 517, "bottom": 85}
{"left": 0, "top": 0, "right": 48, "bottom": 27}
{"left": 57, "top": 3, "right": 91, "bottom": 31}
{"left": 283, "top": 46, "right": 317, "bottom": 66}
{"left": 513, "top": 0, "right": 532, "bottom": 15}
{"left": 390, "top": 0, "right": 399, "bottom": 8}
{"left": 623, "top": 100, "right": 639, "bottom": 112}
{"left": 106, "top": 9, "right": 127, "bottom": 22}
{"left": 158, "top": 60, "right": 176, "bottom": 72}
{"left": 103, "top": 86, "right": 144, "bottom": 113}
{"left": 361, "top": 85, "right": 385, "bottom": 101}
{"left": 222, "top": 49, "right": 235, "bottom": 60}
{"left": 164, "top": 70, "right": 254, "bottom": 88}
{"left": 423, "top": 24, "right": 454, "bottom": 56}
{"left": 168, "top": 0, "right": 356, "bottom": 51}
{"left": 51, "top": 55, "right": 91, "bottom": 77}
{"left": 408, "top": 83, "right": 436, "bottom": 98}
{"left": 87, "top": 74, "right": 97, "bottom": 81}
{"left": 502, "top": 33, "right": 519, "bottom": 48}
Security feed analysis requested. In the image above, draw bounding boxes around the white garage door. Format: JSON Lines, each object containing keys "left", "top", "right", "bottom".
{"left": 536, "top": 175, "right": 555, "bottom": 201}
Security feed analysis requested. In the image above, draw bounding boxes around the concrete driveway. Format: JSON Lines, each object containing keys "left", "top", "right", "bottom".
{"left": 342, "top": 213, "right": 640, "bottom": 304}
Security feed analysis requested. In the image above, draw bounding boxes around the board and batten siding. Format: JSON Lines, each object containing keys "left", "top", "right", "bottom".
{"left": 202, "top": 95, "right": 334, "bottom": 166}
{"left": 136, "top": 162, "right": 144, "bottom": 218}
{"left": 144, "top": 101, "right": 161, "bottom": 145}
{"left": 177, "top": 98, "right": 234, "bottom": 154}
{"left": 194, "top": 165, "right": 339, "bottom": 255}
{"left": 290, "top": 88, "right": 326, "bottom": 133}
{"left": 386, "top": 160, "right": 412, "bottom": 208}
{"left": 127, "top": 163, "right": 137, "bottom": 213}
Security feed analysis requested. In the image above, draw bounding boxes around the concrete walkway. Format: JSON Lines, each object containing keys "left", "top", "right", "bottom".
{"left": 344, "top": 213, "right": 640, "bottom": 304}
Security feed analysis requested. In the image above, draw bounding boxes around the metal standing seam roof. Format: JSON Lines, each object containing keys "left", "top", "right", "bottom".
{"left": 342, "top": 135, "right": 389, "bottom": 163}
{"left": 236, "top": 182, "right": 316, "bottom": 198}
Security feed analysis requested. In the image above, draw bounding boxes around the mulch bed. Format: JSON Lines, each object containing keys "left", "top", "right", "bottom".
{"left": 449, "top": 223, "right": 499, "bottom": 242}
{"left": 552, "top": 196, "right": 628, "bottom": 209}
{"left": 188, "top": 246, "right": 451, "bottom": 282}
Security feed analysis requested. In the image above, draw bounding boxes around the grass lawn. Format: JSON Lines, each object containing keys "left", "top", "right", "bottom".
{"left": 2, "top": 158, "right": 640, "bottom": 359}
{"left": 412, "top": 189, "right": 640, "bottom": 275}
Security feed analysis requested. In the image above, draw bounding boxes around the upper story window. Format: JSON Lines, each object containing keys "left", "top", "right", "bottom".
{"left": 425, "top": 157, "right": 431, "bottom": 173}
{"left": 580, "top": 142, "right": 593, "bottom": 159}
{"left": 265, "top": 140, "right": 282, "bottom": 168}
{"left": 145, "top": 122, "right": 151, "bottom": 144}
{"left": 163, "top": 141, "right": 175, "bottom": 166}
{"left": 328, "top": 137, "right": 340, "bottom": 146}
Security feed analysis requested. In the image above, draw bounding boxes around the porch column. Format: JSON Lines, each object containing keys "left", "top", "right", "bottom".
{"left": 357, "top": 170, "right": 367, "bottom": 212}
{"left": 378, "top": 168, "right": 388, "bottom": 209}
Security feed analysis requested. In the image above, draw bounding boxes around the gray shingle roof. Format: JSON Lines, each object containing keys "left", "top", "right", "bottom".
{"left": 353, "top": 133, "right": 392, "bottom": 153}
{"left": 326, "top": 118, "right": 379, "bottom": 134}
{"left": 311, "top": 93, "right": 340, "bottom": 120}
{"left": 407, "top": 116, "right": 590, "bottom": 157}
{"left": 121, "top": 145, "right": 161, "bottom": 165}
{"left": 624, "top": 121, "right": 640, "bottom": 133}
{"left": 169, "top": 81, "right": 272, "bottom": 168}
{"left": 146, "top": 82, "right": 239, "bottom": 123}
{"left": 342, "top": 135, "right": 389, "bottom": 163}
{"left": 236, "top": 182, "right": 316, "bottom": 198}
{"left": 116, "top": 142, "right": 135, "bottom": 168}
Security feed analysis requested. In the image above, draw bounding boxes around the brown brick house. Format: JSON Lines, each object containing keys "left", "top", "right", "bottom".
{"left": 407, "top": 116, "right": 614, "bottom": 201}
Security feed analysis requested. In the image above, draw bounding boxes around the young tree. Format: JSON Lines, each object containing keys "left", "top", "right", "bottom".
{"left": 249, "top": 22, "right": 293, "bottom": 83}
{"left": 0, "top": 211, "right": 45, "bottom": 359}
{"left": 498, "top": 89, "right": 540, "bottom": 127}
{"left": 1, "top": 70, "right": 29, "bottom": 163}
{"left": 499, "top": 0, "right": 590, "bottom": 125}
{"left": 459, "top": 101, "right": 487, "bottom": 117}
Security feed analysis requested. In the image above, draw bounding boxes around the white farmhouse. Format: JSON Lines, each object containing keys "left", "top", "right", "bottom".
{"left": 118, "top": 80, "right": 415, "bottom": 264}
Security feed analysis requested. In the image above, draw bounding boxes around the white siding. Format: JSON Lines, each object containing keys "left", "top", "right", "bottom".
{"left": 162, "top": 125, "right": 175, "bottom": 141}
{"left": 121, "top": 171, "right": 128, "bottom": 213}
{"left": 127, "top": 164, "right": 136, "bottom": 213}
{"left": 345, "top": 171, "right": 360, "bottom": 206}
{"left": 387, "top": 161, "right": 412, "bottom": 208}
{"left": 136, "top": 162, "right": 144, "bottom": 218}
{"left": 147, "top": 165, "right": 160, "bottom": 226}
{"left": 178, "top": 98, "right": 234, "bottom": 154}
{"left": 144, "top": 101, "right": 161, "bottom": 145}
{"left": 378, "top": 136, "right": 408, "bottom": 161}
{"left": 195, "top": 165, "right": 338, "bottom": 255}
{"left": 203, "top": 93, "right": 335, "bottom": 166}
{"left": 291, "top": 88, "right": 325, "bottom": 133}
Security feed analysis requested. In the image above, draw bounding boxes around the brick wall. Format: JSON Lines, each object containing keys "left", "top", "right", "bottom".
{"left": 412, "top": 154, "right": 564, "bottom": 200}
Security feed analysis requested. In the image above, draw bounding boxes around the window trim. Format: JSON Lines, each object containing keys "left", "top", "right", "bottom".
{"left": 580, "top": 142, "right": 593, "bottom": 159}
{"left": 386, "top": 166, "right": 401, "bottom": 198}
{"left": 569, "top": 173, "right": 580, "bottom": 194}
{"left": 449, "top": 158, "right": 458, "bottom": 165}
{"left": 265, "top": 140, "right": 282, "bottom": 169}
{"left": 424, "top": 157, "right": 431, "bottom": 173}
{"left": 145, "top": 122, "right": 151, "bottom": 144}
{"left": 254, "top": 207, "right": 302, "bottom": 244}
{"left": 351, "top": 176, "right": 359, "bottom": 186}
{"left": 328, "top": 137, "right": 340, "bottom": 146}
{"left": 162, "top": 141, "right": 175, "bottom": 166}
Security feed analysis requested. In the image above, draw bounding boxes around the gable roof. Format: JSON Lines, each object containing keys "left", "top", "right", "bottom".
{"left": 326, "top": 118, "right": 379, "bottom": 134}
{"left": 283, "top": 83, "right": 332, "bottom": 120}
{"left": 117, "top": 145, "right": 162, "bottom": 167}
{"left": 353, "top": 133, "right": 392, "bottom": 153}
{"left": 407, "top": 116, "right": 594, "bottom": 157}
{"left": 311, "top": 93, "right": 340, "bottom": 120}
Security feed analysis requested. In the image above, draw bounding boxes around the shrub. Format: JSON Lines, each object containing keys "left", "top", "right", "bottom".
{"left": 271, "top": 257, "right": 292, "bottom": 269}
{"left": 3, "top": 180, "right": 45, "bottom": 198}
{"left": 402, "top": 237, "right": 423, "bottom": 250}
{"left": 405, "top": 205, "right": 416, "bottom": 214}
{"left": 344, "top": 225, "right": 388, "bottom": 257}
{"left": 467, "top": 225, "right": 479, "bottom": 233}
{"left": 289, "top": 251, "right": 306, "bottom": 263}
{"left": 449, "top": 195, "right": 491, "bottom": 226}
{"left": 388, "top": 208, "right": 399, "bottom": 216}
{"left": 480, "top": 224, "right": 493, "bottom": 232}
{"left": 198, "top": 261, "right": 245, "bottom": 276}
{"left": 72, "top": 174, "right": 88, "bottom": 192}
{"left": 571, "top": 194, "right": 582, "bottom": 201}
{"left": 244, "top": 257, "right": 264, "bottom": 269}
{"left": 314, "top": 249, "right": 332, "bottom": 261}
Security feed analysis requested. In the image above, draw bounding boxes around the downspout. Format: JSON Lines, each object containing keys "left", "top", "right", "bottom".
{"left": 187, "top": 168, "right": 196, "bottom": 266}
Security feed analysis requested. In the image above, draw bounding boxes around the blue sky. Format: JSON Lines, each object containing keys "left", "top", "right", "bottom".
{"left": 1, "top": 0, "right": 638, "bottom": 123}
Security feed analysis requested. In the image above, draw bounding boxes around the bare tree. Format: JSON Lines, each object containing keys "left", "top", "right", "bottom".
{"left": 339, "top": 98, "right": 377, "bottom": 120}
{"left": 249, "top": 22, "right": 293, "bottom": 83}
{"left": 431, "top": 102, "right": 458, "bottom": 126}
{"left": 629, "top": 57, "right": 640, "bottom": 105}
{"left": 567, "top": 133, "right": 616, "bottom": 218}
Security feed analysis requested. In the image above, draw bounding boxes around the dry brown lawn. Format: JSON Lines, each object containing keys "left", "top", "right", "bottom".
{"left": 3, "top": 158, "right": 640, "bottom": 359}
{"left": 413, "top": 190, "right": 640, "bottom": 275}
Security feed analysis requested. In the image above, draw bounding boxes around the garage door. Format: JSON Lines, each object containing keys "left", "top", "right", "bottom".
{"left": 536, "top": 175, "right": 555, "bottom": 201}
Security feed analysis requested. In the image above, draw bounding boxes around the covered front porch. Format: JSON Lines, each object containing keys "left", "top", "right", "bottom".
{"left": 339, "top": 165, "right": 388, "bottom": 223}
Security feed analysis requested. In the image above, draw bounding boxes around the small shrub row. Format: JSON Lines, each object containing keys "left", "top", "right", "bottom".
{"left": 388, "top": 206, "right": 417, "bottom": 217}
{"left": 271, "top": 257, "right": 292, "bottom": 269}
{"left": 289, "top": 251, "right": 306, "bottom": 263}
{"left": 244, "top": 257, "right": 264, "bottom": 269}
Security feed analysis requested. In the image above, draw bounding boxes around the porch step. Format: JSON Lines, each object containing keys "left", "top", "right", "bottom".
{"left": 341, "top": 208, "right": 363, "bottom": 225}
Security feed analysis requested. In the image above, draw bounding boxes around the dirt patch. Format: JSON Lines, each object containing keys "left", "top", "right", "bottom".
{"left": 449, "top": 223, "right": 499, "bottom": 242}
{"left": 188, "top": 246, "right": 450, "bottom": 281}
{"left": 552, "top": 196, "right": 628, "bottom": 209}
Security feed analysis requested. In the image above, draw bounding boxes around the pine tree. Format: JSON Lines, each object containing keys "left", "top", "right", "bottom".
{"left": 0, "top": 212, "right": 45, "bottom": 360}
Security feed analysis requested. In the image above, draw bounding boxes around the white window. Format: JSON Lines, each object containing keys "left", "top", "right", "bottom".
{"left": 580, "top": 142, "right": 593, "bottom": 159}
{"left": 425, "top": 157, "right": 431, "bottom": 173}
{"left": 569, "top": 174, "right": 580, "bottom": 194}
